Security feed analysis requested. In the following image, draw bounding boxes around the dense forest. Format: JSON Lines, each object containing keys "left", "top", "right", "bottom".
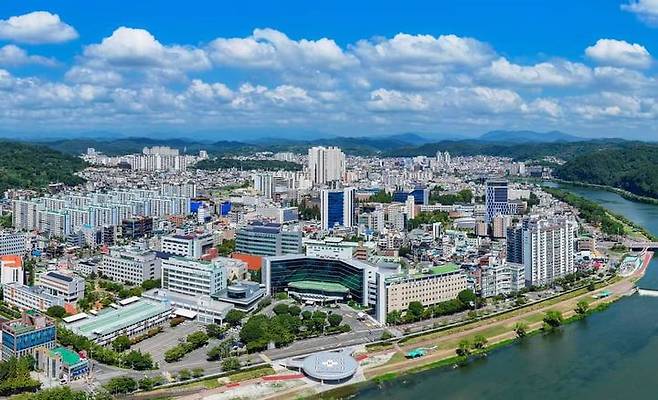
{"left": 195, "top": 158, "right": 302, "bottom": 171}
{"left": 555, "top": 144, "right": 658, "bottom": 199}
{"left": 0, "top": 141, "right": 86, "bottom": 193}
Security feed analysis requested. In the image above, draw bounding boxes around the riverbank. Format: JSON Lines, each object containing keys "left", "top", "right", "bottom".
{"left": 309, "top": 272, "right": 641, "bottom": 400}
{"left": 549, "top": 178, "right": 658, "bottom": 207}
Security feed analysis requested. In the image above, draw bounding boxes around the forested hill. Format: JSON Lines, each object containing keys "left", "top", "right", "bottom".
{"left": 0, "top": 141, "right": 86, "bottom": 193}
{"left": 554, "top": 144, "right": 658, "bottom": 199}
{"left": 385, "top": 139, "right": 634, "bottom": 160}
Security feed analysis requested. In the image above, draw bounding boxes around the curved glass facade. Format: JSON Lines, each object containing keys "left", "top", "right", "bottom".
{"left": 268, "top": 257, "right": 364, "bottom": 303}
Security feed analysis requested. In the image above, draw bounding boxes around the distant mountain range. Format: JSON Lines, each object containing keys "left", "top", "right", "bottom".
{"left": 478, "top": 130, "right": 584, "bottom": 143}
{"left": 21, "top": 129, "right": 641, "bottom": 161}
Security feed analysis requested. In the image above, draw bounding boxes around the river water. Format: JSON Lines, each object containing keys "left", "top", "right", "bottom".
{"left": 349, "top": 184, "right": 658, "bottom": 400}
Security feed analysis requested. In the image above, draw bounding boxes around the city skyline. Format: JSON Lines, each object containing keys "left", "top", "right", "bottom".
{"left": 3, "top": 1, "right": 658, "bottom": 139}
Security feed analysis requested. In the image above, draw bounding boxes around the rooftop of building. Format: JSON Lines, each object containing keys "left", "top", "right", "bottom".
{"left": 67, "top": 299, "right": 171, "bottom": 338}
{"left": 143, "top": 288, "right": 233, "bottom": 314}
{"left": 50, "top": 347, "right": 85, "bottom": 366}
{"left": 0, "top": 255, "right": 23, "bottom": 268}
{"left": 288, "top": 280, "right": 350, "bottom": 294}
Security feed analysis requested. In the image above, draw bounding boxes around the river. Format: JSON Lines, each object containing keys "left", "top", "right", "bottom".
{"left": 347, "top": 184, "right": 658, "bottom": 400}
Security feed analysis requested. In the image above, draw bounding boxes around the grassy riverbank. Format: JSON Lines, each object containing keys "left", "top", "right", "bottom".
{"left": 543, "top": 186, "right": 658, "bottom": 241}
{"left": 310, "top": 296, "right": 622, "bottom": 400}
{"left": 550, "top": 178, "right": 658, "bottom": 206}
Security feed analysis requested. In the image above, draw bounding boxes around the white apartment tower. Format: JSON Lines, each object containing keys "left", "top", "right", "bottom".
{"left": 308, "top": 146, "right": 345, "bottom": 185}
{"left": 523, "top": 217, "right": 576, "bottom": 287}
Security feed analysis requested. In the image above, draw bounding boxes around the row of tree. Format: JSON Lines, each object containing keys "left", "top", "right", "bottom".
{"left": 239, "top": 305, "right": 350, "bottom": 353}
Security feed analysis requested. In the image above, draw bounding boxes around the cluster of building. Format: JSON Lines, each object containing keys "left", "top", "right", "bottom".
{"left": 0, "top": 142, "right": 594, "bottom": 382}
{"left": 83, "top": 146, "right": 208, "bottom": 172}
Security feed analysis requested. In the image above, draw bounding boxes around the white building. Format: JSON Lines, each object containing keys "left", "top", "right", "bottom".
{"left": 304, "top": 237, "right": 360, "bottom": 260}
{"left": 161, "top": 232, "right": 215, "bottom": 259}
{"left": 0, "top": 256, "right": 23, "bottom": 286}
{"left": 480, "top": 260, "right": 525, "bottom": 297}
{"left": 523, "top": 217, "right": 577, "bottom": 287}
{"left": 0, "top": 231, "right": 29, "bottom": 256}
{"left": 100, "top": 246, "right": 159, "bottom": 285}
{"left": 161, "top": 256, "right": 229, "bottom": 297}
{"left": 308, "top": 146, "right": 345, "bottom": 185}
{"left": 2, "top": 283, "right": 64, "bottom": 311}
{"left": 39, "top": 271, "right": 85, "bottom": 303}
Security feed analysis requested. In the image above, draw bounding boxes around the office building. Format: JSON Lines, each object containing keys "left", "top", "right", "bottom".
{"left": 523, "top": 217, "right": 577, "bottom": 287}
{"left": 161, "top": 232, "right": 215, "bottom": 259}
{"left": 100, "top": 246, "right": 159, "bottom": 285}
{"left": 161, "top": 255, "right": 231, "bottom": 296}
{"left": 2, "top": 283, "right": 65, "bottom": 311}
{"left": 381, "top": 264, "right": 467, "bottom": 317}
{"left": 1, "top": 311, "right": 56, "bottom": 360}
{"left": 308, "top": 146, "right": 345, "bottom": 184}
{"left": 263, "top": 255, "right": 376, "bottom": 307}
{"left": 392, "top": 188, "right": 429, "bottom": 205}
{"left": 39, "top": 271, "right": 85, "bottom": 303}
{"left": 0, "top": 255, "right": 23, "bottom": 286}
{"left": 485, "top": 179, "right": 517, "bottom": 223}
{"left": 121, "top": 216, "right": 153, "bottom": 239}
{"left": 304, "top": 237, "right": 375, "bottom": 261}
{"left": 321, "top": 187, "right": 356, "bottom": 230}
{"left": 235, "top": 222, "right": 302, "bottom": 257}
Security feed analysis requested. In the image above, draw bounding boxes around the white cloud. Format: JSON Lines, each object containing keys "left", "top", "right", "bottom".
{"left": 353, "top": 33, "right": 494, "bottom": 68}
{"left": 208, "top": 28, "right": 357, "bottom": 71}
{"left": 0, "top": 45, "right": 56, "bottom": 67}
{"left": 368, "top": 88, "right": 428, "bottom": 111}
{"left": 83, "top": 27, "right": 210, "bottom": 71}
{"left": 585, "top": 39, "right": 651, "bottom": 69}
{"left": 0, "top": 11, "right": 78, "bottom": 44}
{"left": 483, "top": 57, "right": 592, "bottom": 86}
{"left": 622, "top": 0, "right": 658, "bottom": 26}
{"left": 65, "top": 66, "right": 123, "bottom": 86}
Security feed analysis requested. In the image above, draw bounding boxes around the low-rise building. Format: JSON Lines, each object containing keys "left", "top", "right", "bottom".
{"left": 143, "top": 289, "right": 233, "bottom": 325}
{"left": 35, "top": 346, "right": 90, "bottom": 382}
{"left": 0, "top": 255, "right": 24, "bottom": 286}
{"left": 380, "top": 264, "right": 467, "bottom": 319}
{"left": 161, "top": 231, "right": 215, "bottom": 259}
{"left": 100, "top": 246, "right": 159, "bottom": 285}
{"left": 2, "top": 282, "right": 65, "bottom": 311}
{"left": 1, "top": 311, "right": 56, "bottom": 360}
{"left": 212, "top": 281, "right": 266, "bottom": 312}
{"left": 65, "top": 299, "right": 172, "bottom": 346}
{"left": 39, "top": 271, "right": 85, "bottom": 303}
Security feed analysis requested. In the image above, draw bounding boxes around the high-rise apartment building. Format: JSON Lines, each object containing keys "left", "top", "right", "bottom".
{"left": 523, "top": 217, "right": 576, "bottom": 287}
{"left": 308, "top": 146, "right": 345, "bottom": 185}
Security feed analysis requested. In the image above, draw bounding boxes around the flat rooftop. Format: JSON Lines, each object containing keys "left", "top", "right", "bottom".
{"left": 67, "top": 299, "right": 171, "bottom": 337}
{"left": 288, "top": 280, "right": 350, "bottom": 294}
{"left": 50, "top": 347, "right": 85, "bottom": 366}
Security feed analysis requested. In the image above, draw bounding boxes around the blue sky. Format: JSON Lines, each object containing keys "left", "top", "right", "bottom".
{"left": 2, "top": 0, "right": 658, "bottom": 140}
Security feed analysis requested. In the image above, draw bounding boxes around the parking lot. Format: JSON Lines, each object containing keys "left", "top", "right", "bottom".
{"left": 133, "top": 320, "right": 206, "bottom": 364}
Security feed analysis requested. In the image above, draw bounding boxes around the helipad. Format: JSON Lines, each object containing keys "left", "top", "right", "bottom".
{"left": 300, "top": 349, "right": 359, "bottom": 383}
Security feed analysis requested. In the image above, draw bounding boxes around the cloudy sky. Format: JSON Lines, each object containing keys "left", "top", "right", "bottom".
{"left": 2, "top": 0, "right": 658, "bottom": 139}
